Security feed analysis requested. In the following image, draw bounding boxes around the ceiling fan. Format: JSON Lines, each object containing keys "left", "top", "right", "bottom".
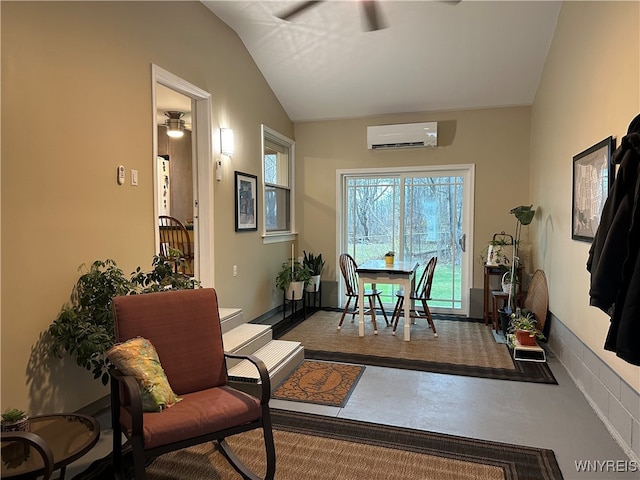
{"left": 276, "top": 0, "right": 388, "bottom": 32}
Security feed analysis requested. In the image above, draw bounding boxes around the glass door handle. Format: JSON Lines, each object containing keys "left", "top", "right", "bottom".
{"left": 458, "top": 234, "right": 466, "bottom": 252}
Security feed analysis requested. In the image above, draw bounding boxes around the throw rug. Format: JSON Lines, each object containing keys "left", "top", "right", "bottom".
{"left": 276, "top": 310, "right": 556, "bottom": 384}
{"left": 73, "top": 410, "right": 563, "bottom": 480}
{"left": 272, "top": 360, "right": 365, "bottom": 407}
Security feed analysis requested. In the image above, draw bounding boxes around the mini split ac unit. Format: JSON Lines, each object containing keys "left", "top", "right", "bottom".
{"left": 367, "top": 122, "right": 438, "bottom": 150}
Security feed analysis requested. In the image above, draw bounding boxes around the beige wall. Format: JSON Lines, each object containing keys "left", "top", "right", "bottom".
{"left": 531, "top": 1, "right": 640, "bottom": 390}
{"left": 1, "top": 2, "right": 294, "bottom": 412}
{"left": 295, "top": 107, "right": 532, "bottom": 302}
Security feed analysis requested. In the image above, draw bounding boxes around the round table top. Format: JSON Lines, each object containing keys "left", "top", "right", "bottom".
{"left": 1, "top": 413, "right": 100, "bottom": 479}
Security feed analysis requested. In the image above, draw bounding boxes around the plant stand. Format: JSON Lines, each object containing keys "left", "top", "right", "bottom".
{"left": 508, "top": 334, "right": 546, "bottom": 362}
{"left": 283, "top": 291, "right": 306, "bottom": 323}
{"left": 305, "top": 282, "right": 322, "bottom": 310}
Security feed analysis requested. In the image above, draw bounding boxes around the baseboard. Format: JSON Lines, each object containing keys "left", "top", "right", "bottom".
{"left": 547, "top": 312, "right": 640, "bottom": 461}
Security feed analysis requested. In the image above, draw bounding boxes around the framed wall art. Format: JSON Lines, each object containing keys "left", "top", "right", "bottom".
{"left": 571, "top": 136, "right": 616, "bottom": 242}
{"left": 235, "top": 171, "right": 258, "bottom": 231}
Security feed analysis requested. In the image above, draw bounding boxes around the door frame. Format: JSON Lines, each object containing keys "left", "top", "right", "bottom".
{"left": 336, "top": 164, "right": 475, "bottom": 316}
{"left": 152, "top": 65, "right": 214, "bottom": 287}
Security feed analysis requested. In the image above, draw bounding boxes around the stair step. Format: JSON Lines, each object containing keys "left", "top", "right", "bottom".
{"left": 223, "top": 323, "right": 272, "bottom": 352}
{"left": 223, "top": 324, "right": 273, "bottom": 368}
{"left": 219, "top": 308, "right": 244, "bottom": 334}
{"left": 228, "top": 340, "right": 303, "bottom": 384}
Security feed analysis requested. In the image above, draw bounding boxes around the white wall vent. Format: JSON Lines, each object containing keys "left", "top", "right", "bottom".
{"left": 367, "top": 122, "right": 437, "bottom": 150}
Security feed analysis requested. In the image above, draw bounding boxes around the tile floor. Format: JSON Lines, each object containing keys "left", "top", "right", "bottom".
{"left": 66, "top": 348, "right": 636, "bottom": 480}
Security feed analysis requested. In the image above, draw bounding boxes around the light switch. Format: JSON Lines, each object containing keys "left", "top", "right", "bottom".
{"left": 131, "top": 169, "right": 138, "bottom": 186}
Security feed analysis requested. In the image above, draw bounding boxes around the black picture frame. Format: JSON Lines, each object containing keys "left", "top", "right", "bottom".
{"left": 572, "top": 136, "right": 616, "bottom": 242}
{"left": 235, "top": 171, "right": 258, "bottom": 231}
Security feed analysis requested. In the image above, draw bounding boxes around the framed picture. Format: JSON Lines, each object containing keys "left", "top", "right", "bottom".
{"left": 572, "top": 136, "right": 616, "bottom": 242}
{"left": 235, "top": 171, "right": 258, "bottom": 231}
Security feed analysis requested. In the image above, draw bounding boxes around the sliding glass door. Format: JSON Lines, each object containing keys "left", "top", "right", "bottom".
{"left": 339, "top": 165, "right": 474, "bottom": 315}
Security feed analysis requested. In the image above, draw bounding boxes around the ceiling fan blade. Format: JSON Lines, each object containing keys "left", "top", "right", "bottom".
{"left": 277, "top": 0, "right": 323, "bottom": 21}
{"left": 361, "top": 0, "right": 387, "bottom": 32}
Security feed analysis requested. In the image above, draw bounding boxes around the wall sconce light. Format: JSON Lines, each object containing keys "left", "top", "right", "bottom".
{"left": 221, "top": 128, "right": 235, "bottom": 156}
{"left": 165, "top": 111, "right": 185, "bottom": 138}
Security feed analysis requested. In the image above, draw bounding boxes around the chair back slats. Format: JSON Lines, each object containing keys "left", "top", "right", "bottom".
{"left": 339, "top": 253, "right": 360, "bottom": 296}
{"left": 112, "top": 288, "right": 226, "bottom": 395}
{"left": 158, "top": 216, "right": 193, "bottom": 273}
{"left": 417, "top": 256, "right": 437, "bottom": 300}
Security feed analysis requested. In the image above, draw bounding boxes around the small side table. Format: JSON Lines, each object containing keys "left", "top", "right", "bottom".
{"left": 1, "top": 413, "right": 100, "bottom": 480}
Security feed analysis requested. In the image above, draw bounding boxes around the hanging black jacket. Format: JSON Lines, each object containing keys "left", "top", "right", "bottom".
{"left": 587, "top": 114, "right": 640, "bottom": 365}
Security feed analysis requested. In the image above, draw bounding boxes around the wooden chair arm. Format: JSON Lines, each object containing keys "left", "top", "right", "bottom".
{"left": 0, "top": 431, "right": 55, "bottom": 480}
{"left": 224, "top": 352, "right": 271, "bottom": 404}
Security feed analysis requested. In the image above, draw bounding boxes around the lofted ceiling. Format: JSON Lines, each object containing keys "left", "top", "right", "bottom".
{"left": 202, "top": 0, "right": 562, "bottom": 122}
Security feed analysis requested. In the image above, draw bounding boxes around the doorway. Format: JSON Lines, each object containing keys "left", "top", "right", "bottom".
{"left": 338, "top": 164, "right": 475, "bottom": 316}
{"left": 152, "top": 65, "right": 214, "bottom": 286}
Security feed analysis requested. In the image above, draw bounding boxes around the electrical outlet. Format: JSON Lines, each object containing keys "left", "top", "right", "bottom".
{"left": 233, "top": 265, "right": 238, "bottom": 277}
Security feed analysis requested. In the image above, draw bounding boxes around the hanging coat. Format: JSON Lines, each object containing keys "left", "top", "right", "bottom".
{"left": 587, "top": 114, "right": 640, "bottom": 365}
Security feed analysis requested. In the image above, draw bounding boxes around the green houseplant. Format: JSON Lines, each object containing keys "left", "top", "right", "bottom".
{"left": 1, "top": 408, "right": 29, "bottom": 433}
{"left": 47, "top": 255, "right": 200, "bottom": 385}
{"left": 507, "top": 311, "right": 545, "bottom": 347}
{"left": 276, "top": 260, "right": 311, "bottom": 300}
{"left": 303, "top": 251, "right": 325, "bottom": 292}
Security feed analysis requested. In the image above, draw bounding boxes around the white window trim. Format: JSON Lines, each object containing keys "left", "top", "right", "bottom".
{"left": 261, "top": 125, "right": 296, "bottom": 243}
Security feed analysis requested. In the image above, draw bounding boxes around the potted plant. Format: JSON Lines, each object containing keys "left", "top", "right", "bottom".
{"left": 1, "top": 408, "right": 29, "bottom": 433}
{"left": 276, "top": 260, "right": 311, "bottom": 300}
{"left": 303, "top": 251, "right": 325, "bottom": 292}
{"left": 508, "top": 311, "right": 545, "bottom": 347}
{"left": 47, "top": 255, "right": 200, "bottom": 385}
{"left": 384, "top": 251, "right": 395, "bottom": 265}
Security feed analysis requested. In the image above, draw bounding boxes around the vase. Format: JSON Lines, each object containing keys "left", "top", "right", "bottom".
{"left": 384, "top": 255, "right": 394, "bottom": 265}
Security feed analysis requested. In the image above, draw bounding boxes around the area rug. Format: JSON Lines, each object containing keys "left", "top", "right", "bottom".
{"left": 73, "top": 410, "right": 563, "bottom": 480}
{"left": 276, "top": 310, "right": 557, "bottom": 384}
{"left": 272, "top": 360, "right": 365, "bottom": 407}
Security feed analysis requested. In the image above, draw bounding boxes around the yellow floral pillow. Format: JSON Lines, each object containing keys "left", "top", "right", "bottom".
{"left": 107, "top": 337, "right": 181, "bottom": 412}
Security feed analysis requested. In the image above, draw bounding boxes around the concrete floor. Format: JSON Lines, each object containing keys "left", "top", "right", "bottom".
{"left": 67, "top": 349, "right": 636, "bottom": 480}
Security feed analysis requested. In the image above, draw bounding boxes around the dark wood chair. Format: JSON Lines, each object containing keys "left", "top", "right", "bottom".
{"left": 109, "top": 288, "right": 275, "bottom": 480}
{"left": 391, "top": 256, "right": 438, "bottom": 337}
{"left": 158, "top": 215, "right": 194, "bottom": 275}
{"left": 337, "top": 253, "right": 388, "bottom": 331}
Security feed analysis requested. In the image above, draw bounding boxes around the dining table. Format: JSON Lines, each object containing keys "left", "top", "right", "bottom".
{"left": 356, "top": 259, "right": 418, "bottom": 341}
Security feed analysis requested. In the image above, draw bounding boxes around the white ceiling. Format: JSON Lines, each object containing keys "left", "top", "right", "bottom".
{"left": 202, "top": 0, "right": 562, "bottom": 122}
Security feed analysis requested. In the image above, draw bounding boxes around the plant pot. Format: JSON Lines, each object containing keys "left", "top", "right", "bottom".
{"left": 286, "top": 281, "right": 305, "bottom": 301}
{"left": 515, "top": 329, "right": 537, "bottom": 346}
{"left": 0, "top": 417, "right": 29, "bottom": 433}
{"left": 306, "top": 274, "right": 321, "bottom": 292}
{"left": 384, "top": 255, "right": 394, "bottom": 265}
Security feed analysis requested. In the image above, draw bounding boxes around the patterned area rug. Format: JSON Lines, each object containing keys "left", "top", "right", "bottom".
{"left": 72, "top": 410, "right": 563, "bottom": 480}
{"left": 272, "top": 360, "right": 365, "bottom": 406}
{"left": 276, "top": 310, "right": 557, "bottom": 384}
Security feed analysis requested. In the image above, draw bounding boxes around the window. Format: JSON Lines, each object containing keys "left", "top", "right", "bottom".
{"left": 262, "top": 125, "right": 295, "bottom": 240}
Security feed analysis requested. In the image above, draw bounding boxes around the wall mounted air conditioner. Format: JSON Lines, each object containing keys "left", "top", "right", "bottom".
{"left": 367, "top": 122, "right": 437, "bottom": 150}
